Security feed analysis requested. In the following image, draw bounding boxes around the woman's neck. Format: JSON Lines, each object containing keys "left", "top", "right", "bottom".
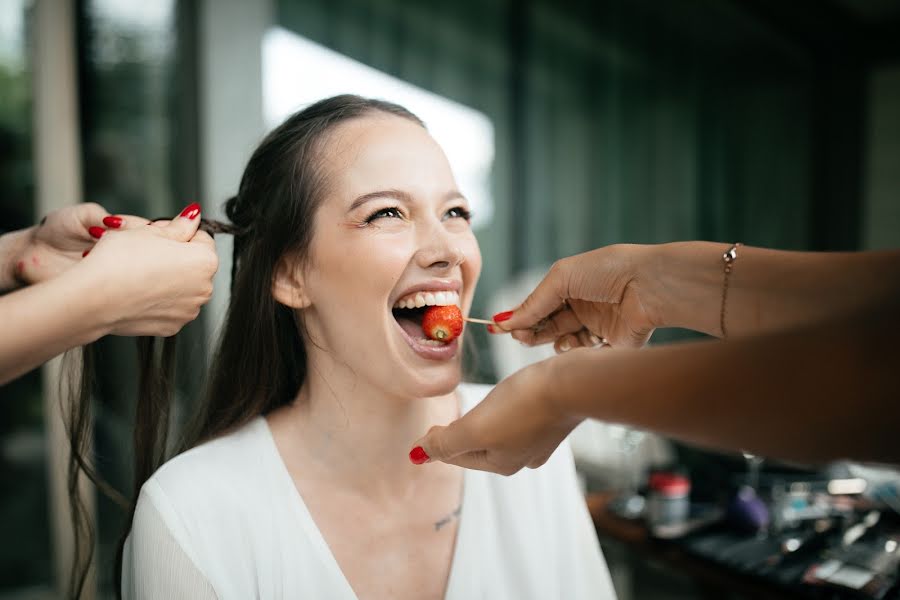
{"left": 266, "top": 356, "right": 460, "bottom": 500}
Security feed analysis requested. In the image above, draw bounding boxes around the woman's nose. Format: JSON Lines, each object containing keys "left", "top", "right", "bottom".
{"left": 425, "top": 249, "right": 465, "bottom": 271}
{"left": 416, "top": 229, "right": 466, "bottom": 272}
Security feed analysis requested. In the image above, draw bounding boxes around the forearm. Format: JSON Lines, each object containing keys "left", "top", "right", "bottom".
{"left": 0, "top": 268, "right": 109, "bottom": 384}
{"left": 0, "top": 226, "right": 35, "bottom": 292}
{"left": 553, "top": 295, "right": 900, "bottom": 464}
{"left": 647, "top": 242, "right": 900, "bottom": 338}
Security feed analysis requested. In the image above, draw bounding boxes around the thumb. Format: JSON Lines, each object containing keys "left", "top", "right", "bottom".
{"left": 73, "top": 202, "right": 111, "bottom": 229}
{"left": 155, "top": 202, "right": 202, "bottom": 242}
{"left": 410, "top": 422, "right": 476, "bottom": 465}
{"left": 500, "top": 261, "right": 571, "bottom": 331}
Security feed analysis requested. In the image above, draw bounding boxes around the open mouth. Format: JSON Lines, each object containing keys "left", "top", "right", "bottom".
{"left": 392, "top": 305, "right": 439, "bottom": 344}
{"left": 391, "top": 290, "right": 461, "bottom": 358}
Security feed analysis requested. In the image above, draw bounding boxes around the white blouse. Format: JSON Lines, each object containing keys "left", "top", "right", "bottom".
{"left": 122, "top": 383, "right": 617, "bottom": 599}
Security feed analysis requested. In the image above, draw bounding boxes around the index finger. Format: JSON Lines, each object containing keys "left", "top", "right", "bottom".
{"left": 441, "top": 450, "right": 523, "bottom": 476}
{"left": 411, "top": 420, "right": 478, "bottom": 465}
{"left": 509, "top": 306, "right": 583, "bottom": 346}
{"left": 111, "top": 214, "right": 152, "bottom": 230}
{"left": 497, "top": 261, "right": 572, "bottom": 331}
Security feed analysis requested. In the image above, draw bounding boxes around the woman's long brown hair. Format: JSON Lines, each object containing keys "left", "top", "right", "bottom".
{"left": 62, "top": 96, "right": 425, "bottom": 599}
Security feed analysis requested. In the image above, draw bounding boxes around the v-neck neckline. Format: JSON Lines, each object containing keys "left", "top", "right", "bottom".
{"left": 255, "top": 413, "right": 474, "bottom": 600}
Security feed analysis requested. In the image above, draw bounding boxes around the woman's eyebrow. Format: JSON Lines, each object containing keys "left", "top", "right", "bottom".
{"left": 348, "top": 189, "right": 466, "bottom": 211}
{"left": 443, "top": 191, "right": 467, "bottom": 203}
{"left": 349, "top": 189, "right": 413, "bottom": 211}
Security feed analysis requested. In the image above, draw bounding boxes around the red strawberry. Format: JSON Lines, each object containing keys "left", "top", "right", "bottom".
{"left": 422, "top": 305, "right": 464, "bottom": 342}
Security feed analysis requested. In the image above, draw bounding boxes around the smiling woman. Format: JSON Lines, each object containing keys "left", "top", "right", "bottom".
{"left": 114, "top": 95, "right": 617, "bottom": 600}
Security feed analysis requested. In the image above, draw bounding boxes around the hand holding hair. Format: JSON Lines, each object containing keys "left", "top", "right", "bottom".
{"left": 1, "top": 202, "right": 112, "bottom": 291}
{"left": 0, "top": 202, "right": 219, "bottom": 385}
{"left": 82, "top": 202, "right": 219, "bottom": 337}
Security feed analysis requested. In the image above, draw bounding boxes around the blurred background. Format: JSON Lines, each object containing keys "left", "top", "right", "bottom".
{"left": 1, "top": 0, "right": 899, "bottom": 598}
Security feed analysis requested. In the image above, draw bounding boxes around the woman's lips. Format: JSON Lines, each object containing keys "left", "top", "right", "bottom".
{"left": 393, "top": 316, "right": 459, "bottom": 361}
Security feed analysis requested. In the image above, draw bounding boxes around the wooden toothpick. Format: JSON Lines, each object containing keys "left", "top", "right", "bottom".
{"left": 463, "top": 316, "right": 494, "bottom": 325}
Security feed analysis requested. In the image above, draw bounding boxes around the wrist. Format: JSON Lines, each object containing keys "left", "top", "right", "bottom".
{"left": 536, "top": 353, "right": 584, "bottom": 426}
{"left": 60, "top": 260, "right": 116, "bottom": 340}
{"left": 648, "top": 241, "right": 724, "bottom": 336}
{"left": 621, "top": 243, "right": 668, "bottom": 329}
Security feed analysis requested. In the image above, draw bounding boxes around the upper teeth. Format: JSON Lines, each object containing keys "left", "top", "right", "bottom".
{"left": 393, "top": 290, "right": 460, "bottom": 309}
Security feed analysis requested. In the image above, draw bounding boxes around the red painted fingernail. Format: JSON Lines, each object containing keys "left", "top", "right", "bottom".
{"left": 82, "top": 249, "right": 90, "bottom": 257}
{"left": 409, "top": 446, "right": 430, "bottom": 465}
{"left": 493, "top": 310, "right": 514, "bottom": 323}
{"left": 487, "top": 324, "right": 497, "bottom": 334}
{"left": 179, "top": 202, "right": 201, "bottom": 220}
{"left": 88, "top": 226, "right": 105, "bottom": 239}
{"left": 102, "top": 215, "right": 123, "bottom": 228}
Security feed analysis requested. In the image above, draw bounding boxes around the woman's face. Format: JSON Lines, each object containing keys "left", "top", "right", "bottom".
{"left": 296, "top": 113, "right": 481, "bottom": 399}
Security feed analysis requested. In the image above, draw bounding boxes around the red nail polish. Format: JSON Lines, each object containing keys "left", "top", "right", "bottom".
{"left": 82, "top": 249, "right": 90, "bottom": 257}
{"left": 487, "top": 324, "right": 497, "bottom": 334}
{"left": 179, "top": 202, "right": 201, "bottom": 220}
{"left": 493, "top": 310, "right": 514, "bottom": 323}
{"left": 88, "top": 226, "right": 105, "bottom": 239}
{"left": 409, "top": 446, "right": 430, "bottom": 465}
{"left": 102, "top": 216, "right": 123, "bottom": 228}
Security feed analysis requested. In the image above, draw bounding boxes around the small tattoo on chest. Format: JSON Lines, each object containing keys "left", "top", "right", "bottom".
{"left": 434, "top": 505, "right": 462, "bottom": 531}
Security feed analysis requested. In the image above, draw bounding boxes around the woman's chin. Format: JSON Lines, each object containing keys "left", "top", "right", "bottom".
{"left": 404, "top": 366, "right": 461, "bottom": 399}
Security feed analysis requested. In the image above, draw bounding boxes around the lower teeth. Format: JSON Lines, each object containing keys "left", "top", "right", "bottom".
{"left": 418, "top": 338, "right": 447, "bottom": 347}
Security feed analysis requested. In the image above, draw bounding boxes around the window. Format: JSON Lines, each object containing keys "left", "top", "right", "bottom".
{"left": 262, "top": 27, "right": 495, "bottom": 229}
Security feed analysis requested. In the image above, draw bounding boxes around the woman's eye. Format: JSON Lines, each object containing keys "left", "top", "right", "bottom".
{"left": 445, "top": 207, "right": 472, "bottom": 222}
{"left": 365, "top": 207, "right": 404, "bottom": 222}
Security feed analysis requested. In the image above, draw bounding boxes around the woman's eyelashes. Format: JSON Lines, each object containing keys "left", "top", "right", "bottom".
{"left": 444, "top": 206, "right": 472, "bottom": 222}
{"left": 362, "top": 205, "right": 472, "bottom": 224}
{"left": 365, "top": 206, "right": 405, "bottom": 223}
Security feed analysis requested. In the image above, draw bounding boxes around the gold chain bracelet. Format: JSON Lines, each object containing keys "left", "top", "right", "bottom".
{"left": 720, "top": 243, "right": 742, "bottom": 339}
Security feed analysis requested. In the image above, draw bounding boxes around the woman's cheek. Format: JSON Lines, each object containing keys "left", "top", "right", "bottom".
{"left": 369, "top": 236, "right": 418, "bottom": 272}
{"left": 462, "top": 236, "right": 482, "bottom": 277}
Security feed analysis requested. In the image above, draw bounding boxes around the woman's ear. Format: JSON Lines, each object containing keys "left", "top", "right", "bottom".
{"left": 271, "top": 256, "right": 311, "bottom": 309}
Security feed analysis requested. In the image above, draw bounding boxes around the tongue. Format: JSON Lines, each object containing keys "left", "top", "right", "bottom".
{"left": 395, "top": 314, "right": 426, "bottom": 339}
